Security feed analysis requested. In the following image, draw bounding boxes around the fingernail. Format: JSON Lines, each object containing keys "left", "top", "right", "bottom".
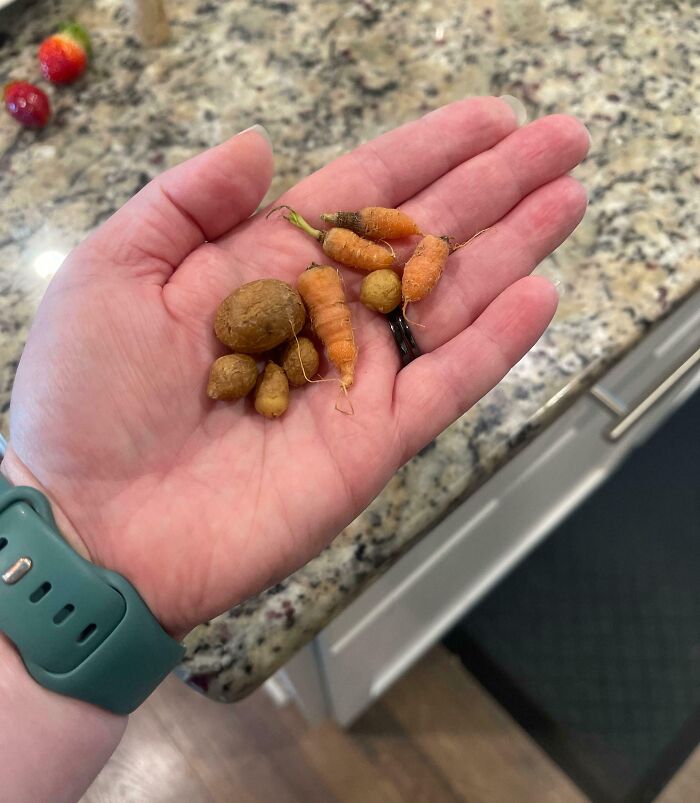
{"left": 585, "top": 126, "right": 592, "bottom": 148}
{"left": 240, "top": 123, "right": 272, "bottom": 148}
{"left": 499, "top": 95, "right": 528, "bottom": 126}
{"left": 552, "top": 278, "right": 565, "bottom": 297}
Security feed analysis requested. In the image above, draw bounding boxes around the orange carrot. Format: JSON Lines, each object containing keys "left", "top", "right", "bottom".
{"left": 320, "top": 207, "right": 421, "bottom": 240}
{"left": 322, "top": 227, "right": 395, "bottom": 271}
{"left": 297, "top": 265, "right": 356, "bottom": 389}
{"left": 402, "top": 234, "right": 451, "bottom": 310}
{"left": 270, "top": 206, "right": 394, "bottom": 272}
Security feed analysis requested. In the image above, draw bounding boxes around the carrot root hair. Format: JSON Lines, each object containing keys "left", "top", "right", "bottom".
{"left": 286, "top": 317, "right": 329, "bottom": 385}
{"left": 287, "top": 313, "right": 353, "bottom": 413}
{"left": 450, "top": 227, "right": 490, "bottom": 253}
{"left": 400, "top": 301, "right": 427, "bottom": 328}
{"left": 334, "top": 383, "right": 355, "bottom": 416}
{"left": 379, "top": 239, "right": 397, "bottom": 260}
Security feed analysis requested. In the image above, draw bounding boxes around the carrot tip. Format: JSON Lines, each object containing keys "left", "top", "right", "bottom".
{"left": 334, "top": 383, "right": 355, "bottom": 415}
{"left": 450, "top": 227, "right": 490, "bottom": 253}
{"left": 401, "top": 303, "right": 426, "bottom": 328}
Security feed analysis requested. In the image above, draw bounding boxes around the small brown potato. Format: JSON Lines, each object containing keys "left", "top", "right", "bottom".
{"left": 281, "top": 337, "right": 320, "bottom": 386}
{"left": 254, "top": 362, "right": 289, "bottom": 418}
{"left": 359, "top": 269, "right": 402, "bottom": 314}
{"left": 207, "top": 354, "right": 258, "bottom": 401}
{"left": 215, "top": 279, "right": 306, "bottom": 354}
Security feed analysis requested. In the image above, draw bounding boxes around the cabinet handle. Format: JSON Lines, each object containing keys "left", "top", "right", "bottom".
{"left": 592, "top": 346, "right": 700, "bottom": 442}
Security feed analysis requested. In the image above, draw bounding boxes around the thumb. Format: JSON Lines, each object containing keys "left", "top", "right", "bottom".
{"left": 85, "top": 125, "right": 274, "bottom": 282}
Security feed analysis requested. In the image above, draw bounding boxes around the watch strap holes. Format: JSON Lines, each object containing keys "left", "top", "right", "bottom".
{"left": 77, "top": 623, "right": 97, "bottom": 644}
{"left": 0, "top": 537, "right": 7, "bottom": 551}
{"left": 53, "top": 604, "right": 75, "bottom": 625}
{"left": 29, "top": 581, "right": 52, "bottom": 602}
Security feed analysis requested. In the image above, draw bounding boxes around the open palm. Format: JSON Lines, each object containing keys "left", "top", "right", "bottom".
{"left": 3, "top": 99, "right": 589, "bottom": 637}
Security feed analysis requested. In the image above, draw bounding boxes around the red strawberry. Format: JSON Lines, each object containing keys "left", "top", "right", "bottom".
{"left": 38, "top": 22, "right": 91, "bottom": 84}
{"left": 3, "top": 81, "right": 51, "bottom": 128}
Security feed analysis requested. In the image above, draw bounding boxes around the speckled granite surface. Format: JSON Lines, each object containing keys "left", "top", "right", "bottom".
{"left": 1, "top": 0, "right": 698, "bottom": 701}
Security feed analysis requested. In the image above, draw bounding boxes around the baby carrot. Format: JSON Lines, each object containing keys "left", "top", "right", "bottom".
{"left": 297, "top": 265, "right": 356, "bottom": 389}
{"left": 402, "top": 234, "right": 451, "bottom": 310}
{"left": 320, "top": 207, "right": 421, "bottom": 240}
{"left": 270, "top": 205, "right": 394, "bottom": 272}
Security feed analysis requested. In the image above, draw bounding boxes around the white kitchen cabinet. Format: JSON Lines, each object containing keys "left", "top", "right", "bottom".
{"left": 276, "top": 292, "right": 700, "bottom": 726}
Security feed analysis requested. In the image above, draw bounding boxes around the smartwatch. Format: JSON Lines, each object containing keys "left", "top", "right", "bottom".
{"left": 0, "top": 474, "right": 184, "bottom": 714}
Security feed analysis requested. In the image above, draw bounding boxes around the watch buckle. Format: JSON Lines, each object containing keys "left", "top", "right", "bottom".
{"left": 2, "top": 556, "right": 33, "bottom": 585}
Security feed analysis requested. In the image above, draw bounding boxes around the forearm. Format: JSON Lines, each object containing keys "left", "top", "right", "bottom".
{"left": 0, "top": 633, "right": 126, "bottom": 803}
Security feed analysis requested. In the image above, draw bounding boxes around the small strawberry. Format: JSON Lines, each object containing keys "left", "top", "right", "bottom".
{"left": 38, "top": 22, "right": 91, "bottom": 85}
{"left": 3, "top": 81, "right": 51, "bottom": 128}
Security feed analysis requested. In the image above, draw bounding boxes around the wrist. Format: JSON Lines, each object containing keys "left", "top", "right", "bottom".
{"left": 0, "top": 449, "right": 186, "bottom": 715}
{"left": 0, "top": 632, "right": 126, "bottom": 803}
{"left": 1, "top": 448, "right": 185, "bottom": 639}
{"left": 1, "top": 450, "right": 92, "bottom": 562}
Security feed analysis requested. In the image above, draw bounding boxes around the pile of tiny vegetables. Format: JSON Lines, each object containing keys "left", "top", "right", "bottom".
{"left": 208, "top": 205, "right": 472, "bottom": 417}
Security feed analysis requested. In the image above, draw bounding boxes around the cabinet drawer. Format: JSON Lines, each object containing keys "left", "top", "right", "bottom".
{"left": 316, "top": 292, "right": 700, "bottom": 726}
{"left": 317, "top": 394, "right": 611, "bottom": 725}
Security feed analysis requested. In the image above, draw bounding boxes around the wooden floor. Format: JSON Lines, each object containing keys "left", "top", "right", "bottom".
{"left": 82, "top": 646, "right": 699, "bottom": 803}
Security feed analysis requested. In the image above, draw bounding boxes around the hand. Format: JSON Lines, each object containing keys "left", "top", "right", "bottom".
{"left": 2, "top": 99, "right": 589, "bottom": 637}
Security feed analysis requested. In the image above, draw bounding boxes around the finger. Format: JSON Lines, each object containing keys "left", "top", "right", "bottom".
{"left": 276, "top": 96, "right": 521, "bottom": 212}
{"left": 83, "top": 127, "right": 274, "bottom": 282}
{"left": 401, "top": 114, "right": 590, "bottom": 243}
{"left": 411, "top": 175, "right": 587, "bottom": 350}
{"left": 216, "top": 97, "right": 521, "bottom": 262}
{"left": 393, "top": 275, "right": 558, "bottom": 462}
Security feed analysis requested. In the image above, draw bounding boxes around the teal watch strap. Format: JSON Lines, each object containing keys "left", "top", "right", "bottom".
{"left": 0, "top": 475, "right": 185, "bottom": 714}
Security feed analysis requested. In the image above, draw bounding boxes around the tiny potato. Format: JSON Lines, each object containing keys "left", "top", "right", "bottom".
{"left": 254, "top": 362, "right": 289, "bottom": 418}
{"left": 281, "top": 337, "right": 320, "bottom": 386}
{"left": 215, "top": 279, "right": 306, "bottom": 354}
{"left": 359, "top": 269, "right": 401, "bottom": 314}
{"left": 207, "top": 354, "right": 258, "bottom": 401}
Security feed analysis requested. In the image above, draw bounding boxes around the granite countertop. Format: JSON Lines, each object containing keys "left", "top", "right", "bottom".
{"left": 1, "top": 0, "right": 698, "bottom": 702}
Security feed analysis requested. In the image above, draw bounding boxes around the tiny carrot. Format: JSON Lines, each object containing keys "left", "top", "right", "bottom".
{"left": 297, "top": 264, "right": 356, "bottom": 389}
{"left": 320, "top": 207, "right": 421, "bottom": 240}
{"left": 269, "top": 205, "right": 394, "bottom": 272}
{"left": 402, "top": 234, "right": 451, "bottom": 310}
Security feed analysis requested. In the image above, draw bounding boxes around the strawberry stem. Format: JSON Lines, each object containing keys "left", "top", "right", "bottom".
{"left": 60, "top": 21, "right": 92, "bottom": 59}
